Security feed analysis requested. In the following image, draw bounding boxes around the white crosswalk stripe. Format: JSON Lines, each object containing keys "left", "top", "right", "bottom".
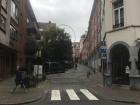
{"left": 80, "top": 89, "right": 99, "bottom": 100}
{"left": 51, "top": 90, "right": 61, "bottom": 101}
{"left": 66, "top": 89, "right": 80, "bottom": 100}
{"left": 50, "top": 89, "right": 99, "bottom": 101}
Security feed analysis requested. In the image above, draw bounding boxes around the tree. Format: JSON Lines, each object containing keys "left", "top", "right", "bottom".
{"left": 26, "top": 35, "right": 39, "bottom": 56}
{"left": 25, "top": 35, "right": 39, "bottom": 74}
{"left": 42, "top": 26, "right": 73, "bottom": 62}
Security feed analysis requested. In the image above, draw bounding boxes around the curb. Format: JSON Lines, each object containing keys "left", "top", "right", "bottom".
{"left": 0, "top": 94, "right": 43, "bottom": 105}
{"left": 111, "top": 99, "right": 138, "bottom": 104}
{"left": 91, "top": 87, "right": 139, "bottom": 104}
{"left": 97, "top": 93, "right": 139, "bottom": 104}
{"left": 99, "top": 93, "right": 139, "bottom": 104}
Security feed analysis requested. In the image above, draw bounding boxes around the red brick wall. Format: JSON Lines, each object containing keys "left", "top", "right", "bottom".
{"left": 15, "top": 0, "right": 28, "bottom": 67}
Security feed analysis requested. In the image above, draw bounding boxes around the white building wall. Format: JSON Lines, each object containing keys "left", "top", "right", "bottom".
{"left": 102, "top": 0, "right": 140, "bottom": 48}
{"left": 0, "top": 31, "right": 7, "bottom": 45}
{"left": 103, "top": 0, "right": 140, "bottom": 33}
{"left": 104, "top": 0, "right": 113, "bottom": 33}
{"left": 106, "top": 27, "right": 138, "bottom": 49}
{"left": 125, "top": 0, "right": 140, "bottom": 26}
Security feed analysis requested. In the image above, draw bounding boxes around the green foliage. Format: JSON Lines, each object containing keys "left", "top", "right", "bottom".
{"left": 42, "top": 26, "right": 73, "bottom": 62}
{"left": 26, "top": 35, "right": 39, "bottom": 56}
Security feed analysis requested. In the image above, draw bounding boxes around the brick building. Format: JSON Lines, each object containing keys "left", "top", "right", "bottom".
{"left": 0, "top": 0, "right": 39, "bottom": 80}
{"left": 81, "top": 0, "right": 101, "bottom": 68}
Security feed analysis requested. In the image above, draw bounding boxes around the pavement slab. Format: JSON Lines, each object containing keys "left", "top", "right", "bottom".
{"left": 79, "top": 64, "right": 140, "bottom": 104}
{"left": 0, "top": 78, "right": 49, "bottom": 105}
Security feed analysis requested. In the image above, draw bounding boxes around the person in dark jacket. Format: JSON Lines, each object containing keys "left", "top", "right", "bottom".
{"left": 12, "top": 66, "right": 22, "bottom": 93}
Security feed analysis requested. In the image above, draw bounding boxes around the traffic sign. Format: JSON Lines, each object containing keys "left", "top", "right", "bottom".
{"left": 100, "top": 46, "right": 107, "bottom": 53}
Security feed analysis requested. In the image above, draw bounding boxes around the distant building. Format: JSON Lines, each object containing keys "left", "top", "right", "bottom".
{"left": 80, "top": 33, "right": 86, "bottom": 53}
{"left": 38, "top": 21, "right": 56, "bottom": 31}
{"left": 79, "top": 33, "right": 86, "bottom": 63}
{"left": 38, "top": 21, "right": 56, "bottom": 40}
{"left": 72, "top": 42, "right": 80, "bottom": 63}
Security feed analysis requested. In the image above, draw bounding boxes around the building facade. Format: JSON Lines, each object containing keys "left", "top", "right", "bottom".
{"left": 82, "top": 0, "right": 140, "bottom": 89}
{"left": 79, "top": 34, "right": 86, "bottom": 63}
{"left": 72, "top": 42, "right": 80, "bottom": 63}
{"left": 0, "top": 0, "right": 39, "bottom": 80}
{"left": 0, "top": 0, "right": 19, "bottom": 79}
{"left": 81, "top": 35, "right": 88, "bottom": 65}
{"left": 81, "top": 0, "right": 102, "bottom": 69}
{"left": 102, "top": 0, "right": 140, "bottom": 89}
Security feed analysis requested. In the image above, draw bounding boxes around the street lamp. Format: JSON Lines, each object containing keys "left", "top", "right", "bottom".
{"left": 58, "top": 24, "right": 76, "bottom": 42}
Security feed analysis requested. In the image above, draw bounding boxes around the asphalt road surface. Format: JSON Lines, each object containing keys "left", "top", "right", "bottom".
{"left": 26, "top": 66, "right": 138, "bottom": 105}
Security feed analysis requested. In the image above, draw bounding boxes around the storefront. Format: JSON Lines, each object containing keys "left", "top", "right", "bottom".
{"left": 0, "top": 43, "right": 16, "bottom": 80}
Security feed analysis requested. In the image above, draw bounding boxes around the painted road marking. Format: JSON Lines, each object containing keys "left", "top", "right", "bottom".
{"left": 80, "top": 89, "right": 99, "bottom": 100}
{"left": 66, "top": 89, "right": 80, "bottom": 100}
{"left": 51, "top": 90, "right": 61, "bottom": 101}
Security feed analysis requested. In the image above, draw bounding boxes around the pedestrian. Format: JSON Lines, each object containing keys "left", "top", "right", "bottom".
{"left": 12, "top": 66, "right": 22, "bottom": 93}
{"left": 12, "top": 67, "right": 28, "bottom": 93}
{"left": 21, "top": 68, "right": 29, "bottom": 92}
{"left": 87, "top": 70, "right": 91, "bottom": 78}
{"left": 75, "top": 63, "right": 77, "bottom": 70}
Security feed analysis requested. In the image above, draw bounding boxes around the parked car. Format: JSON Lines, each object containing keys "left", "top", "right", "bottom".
{"left": 64, "top": 61, "right": 74, "bottom": 69}
{"left": 43, "top": 62, "right": 66, "bottom": 74}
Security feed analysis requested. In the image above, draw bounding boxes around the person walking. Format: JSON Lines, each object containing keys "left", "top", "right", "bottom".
{"left": 87, "top": 70, "right": 91, "bottom": 78}
{"left": 21, "top": 68, "right": 28, "bottom": 92}
{"left": 12, "top": 66, "right": 22, "bottom": 93}
{"left": 12, "top": 67, "right": 28, "bottom": 93}
{"left": 75, "top": 63, "right": 77, "bottom": 70}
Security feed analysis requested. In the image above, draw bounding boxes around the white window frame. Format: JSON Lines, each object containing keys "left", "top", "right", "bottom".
{"left": 113, "top": 7, "right": 123, "bottom": 24}
{"left": 112, "top": 0, "right": 124, "bottom": 28}
{"left": 11, "top": 0, "right": 18, "bottom": 22}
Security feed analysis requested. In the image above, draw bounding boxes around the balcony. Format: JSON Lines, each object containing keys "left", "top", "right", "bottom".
{"left": 27, "top": 22, "right": 39, "bottom": 34}
{"left": 9, "top": 26, "right": 17, "bottom": 46}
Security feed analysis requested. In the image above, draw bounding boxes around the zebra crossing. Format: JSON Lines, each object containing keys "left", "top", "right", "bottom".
{"left": 46, "top": 89, "right": 99, "bottom": 101}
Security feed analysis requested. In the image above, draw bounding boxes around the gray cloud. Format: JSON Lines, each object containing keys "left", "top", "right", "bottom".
{"left": 30, "top": 0, "right": 94, "bottom": 41}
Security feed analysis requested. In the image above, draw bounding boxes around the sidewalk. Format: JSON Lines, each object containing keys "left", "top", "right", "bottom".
{"left": 79, "top": 64, "right": 140, "bottom": 104}
{"left": 0, "top": 77, "right": 49, "bottom": 105}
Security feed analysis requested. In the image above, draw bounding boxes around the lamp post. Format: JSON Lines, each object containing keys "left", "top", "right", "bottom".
{"left": 58, "top": 24, "right": 76, "bottom": 42}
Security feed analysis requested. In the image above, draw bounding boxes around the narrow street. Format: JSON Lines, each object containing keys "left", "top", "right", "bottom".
{"left": 1, "top": 0, "right": 140, "bottom": 105}
{"left": 26, "top": 65, "right": 137, "bottom": 105}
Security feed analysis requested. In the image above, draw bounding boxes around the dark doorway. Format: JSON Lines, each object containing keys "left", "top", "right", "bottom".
{"left": 110, "top": 44, "right": 130, "bottom": 85}
{"left": 137, "top": 49, "right": 140, "bottom": 74}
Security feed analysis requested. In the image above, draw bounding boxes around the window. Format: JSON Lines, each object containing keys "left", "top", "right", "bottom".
{"left": 113, "top": 0, "right": 124, "bottom": 29}
{"left": 0, "top": 15, "right": 6, "bottom": 31}
{"left": 1, "top": 0, "right": 8, "bottom": 10}
{"left": 10, "top": 25, "right": 17, "bottom": 41}
{"left": 27, "top": 18, "right": 29, "bottom": 23}
{"left": 11, "top": 1, "right": 18, "bottom": 22}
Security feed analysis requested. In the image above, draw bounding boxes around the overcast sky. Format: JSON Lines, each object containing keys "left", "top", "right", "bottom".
{"left": 30, "top": 0, "right": 94, "bottom": 42}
